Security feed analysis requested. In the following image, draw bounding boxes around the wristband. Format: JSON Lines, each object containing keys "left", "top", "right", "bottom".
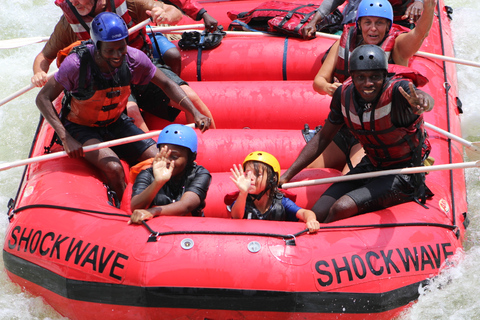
{"left": 178, "top": 96, "right": 188, "bottom": 106}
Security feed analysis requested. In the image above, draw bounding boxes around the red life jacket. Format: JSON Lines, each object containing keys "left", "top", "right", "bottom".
{"left": 334, "top": 23, "right": 410, "bottom": 82}
{"left": 167, "top": 0, "right": 205, "bottom": 21}
{"left": 340, "top": 65, "right": 430, "bottom": 168}
{"left": 227, "top": 1, "right": 342, "bottom": 37}
{"left": 55, "top": 0, "right": 148, "bottom": 51}
{"left": 63, "top": 45, "right": 131, "bottom": 127}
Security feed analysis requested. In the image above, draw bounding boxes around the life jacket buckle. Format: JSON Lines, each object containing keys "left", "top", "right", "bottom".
{"left": 102, "top": 103, "right": 118, "bottom": 111}
{"left": 107, "top": 90, "right": 121, "bottom": 98}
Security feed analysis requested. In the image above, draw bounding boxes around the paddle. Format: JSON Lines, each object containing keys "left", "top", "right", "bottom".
{"left": 0, "top": 124, "right": 195, "bottom": 172}
{"left": 312, "top": 31, "right": 480, "bottom": 68}
{"left": 196, "top": 30, "right": 480, "bottom": 69}
{"left": 0, "top": 22, "right": 203, "bottom": 50}
{"left": 0, "top": 72, "right": 56, "bottom": 107}
{"left": 147, "top": 23, "right": 204, "bottom": 33}
{"left": 424, "top": 122, "right": 480, "bottom": 160}
{"left": 0, "top": 22, "right": 205, "bottom": 108}
{"left": 281, "top": 160, "right": 480, "bottom": 189}
{"left": 0, "top": 36, "right": 50, "bottom": 49}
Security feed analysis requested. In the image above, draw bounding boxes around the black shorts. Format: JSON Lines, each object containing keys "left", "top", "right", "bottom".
{"left": 322, "top": 156, "right": 418, "bottom": 214}
{"left": 333, "top": 125, "right": 359, "bottom": 164}
{"left": 130, "top": 63, "right": 188, "bottom": 121}
{"left": 64, "top": 113, "right": 156, "bottom": 165}
{"left": 308, "top": 124, "right": 358, "bottom": 170}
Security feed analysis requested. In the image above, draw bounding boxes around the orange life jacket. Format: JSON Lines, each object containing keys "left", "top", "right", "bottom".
{"left": 62, "top": 44, "right": 131, "bottom": 127}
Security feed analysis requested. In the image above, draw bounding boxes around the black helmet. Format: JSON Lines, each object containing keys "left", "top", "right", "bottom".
{"left": 349, "top": 45, "right": 388, "bottom": 73}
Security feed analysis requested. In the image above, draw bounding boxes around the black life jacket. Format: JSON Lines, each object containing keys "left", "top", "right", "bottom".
{"left": 244, "top": 192, "right": 286, "bottom": 221}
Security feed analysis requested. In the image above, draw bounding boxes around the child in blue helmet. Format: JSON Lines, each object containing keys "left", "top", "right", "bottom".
{"left": 129, "top": 124, "right": 211, "bottom": 223}
{"left": 229, "top": 151, "right": 320, "bottom": 233}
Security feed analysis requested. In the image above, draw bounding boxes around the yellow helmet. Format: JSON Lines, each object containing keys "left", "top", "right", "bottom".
{"left": 243, "top": 151, "right": 281, "bottom": 181}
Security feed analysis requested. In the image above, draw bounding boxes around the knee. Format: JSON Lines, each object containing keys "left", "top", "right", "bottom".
{"left": 163, "top": 47, "right": 181, "bottom": 61}
{"left": 326, "top": 197, "right": 358, "bottom": 222}
{"left": 162, "top": 48, "right": 182, "bottom": 67}
{"left": 103, "top": 161, "right": 125, "bottom": 180}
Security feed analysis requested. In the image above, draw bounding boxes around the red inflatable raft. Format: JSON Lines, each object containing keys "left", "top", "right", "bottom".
{"left": 2, "top": 0, "right": 469, "bottom": 319}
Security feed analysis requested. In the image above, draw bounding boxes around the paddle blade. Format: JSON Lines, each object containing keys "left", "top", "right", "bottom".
{"left": 0, "top": 36, "right": 50, "bottom": 49}
{"left": 465, "top": 142, "right": 480, "bottom": 161}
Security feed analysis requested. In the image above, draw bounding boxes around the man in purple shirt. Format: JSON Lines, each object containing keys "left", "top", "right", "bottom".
{"left": 36, "top": 12, "right": 211, "bottom": 204}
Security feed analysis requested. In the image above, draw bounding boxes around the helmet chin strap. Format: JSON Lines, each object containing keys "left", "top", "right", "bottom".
{"left": 87, "top": 0, "right": 99, "bottom": 17}
{"left": 248, "top": 177, "right": 276, "bottom": 202}
{"left": 248, "top": 189, "right": 268, "bottom": 202}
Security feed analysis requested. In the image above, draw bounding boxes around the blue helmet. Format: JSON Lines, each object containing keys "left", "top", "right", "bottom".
{"left": 356, "top": 0, "right": 393, "bottom": 29}
{"left": 90, "top": 12, "right": 129, "bottom": 48}
{"left": 157, "top": 124, "right": 198, "bottom": 154}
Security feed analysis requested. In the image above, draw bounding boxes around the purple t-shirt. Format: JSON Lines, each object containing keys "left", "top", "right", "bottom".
{"left": 55, "top": 44, "right": 156, "bottom": 92}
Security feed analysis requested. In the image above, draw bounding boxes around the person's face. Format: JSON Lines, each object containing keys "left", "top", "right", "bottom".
{"left": 69, "top": 0, "right": 95, "bottom": 16}
{"left": 351, "top": 70, "right": 385, "bottom": 102}
{"left": 359, "top": 17, "right": 389, "bottom": 45}
{"left": 243, "top": 162, "right": 268, "bottom": 195}
{"left": 162, "top": 144, "right": 190, "bottom": 177}
{"left": 97, "top": 39, "right": 127, "bottom": 69}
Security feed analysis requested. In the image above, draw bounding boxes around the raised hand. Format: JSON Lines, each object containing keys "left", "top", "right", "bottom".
{"left": 403, "top": 0, "right": 423, "bottom": 24}
{"left": 229, "top": 164, "right": 252, "bottom": 194}
{"left": 399, "top": 82, "right": 432, "bottom": 115}
{"left": 152, "top": 146, "right": 174, "bottom": 183}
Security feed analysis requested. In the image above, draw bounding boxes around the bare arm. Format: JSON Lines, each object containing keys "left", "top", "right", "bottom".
{"left": 32, "top": 52, "right": 54, "bottom": 87}
{"left": 32, "top": 16, "right": 76, "bottom": 87}
{"left": 392, "top": 0, "right": 436, "bottom": 66}
{"left": 302, "top": 0, "right": 346, "bottom": 39}
{"left": 150, "top": 69, "right": 211, "bottom": 130}
{"left": 201, "top": 12, "right": 218, "bottom": 31}
{"left": 230, "top": 192, "right": 248, "bottom": 219}
{"left": 35, "top": 77, "right": 84, "bottom": 158}
{"left": 313, "top": 41, "right": 342, "bottom": 96}
{"left": 129, "top": 191, "right": 202, "bottom": 223}
{"left": 280, "top": 119, "right": 342, "bottom": 185}
{"left": 296, "top": 209, "right": 320, "bottom": 232}
{"left": 130, "top": 147, "right": 173, "bottom": 211}
{"left": 128, "top": 0, "right": 183, "bottom": 25}
{"left": 147, "top": 4, "right": 184, "bottom": 25}
{"left": 229, "top": 164, "right": 251, "bottom": 219}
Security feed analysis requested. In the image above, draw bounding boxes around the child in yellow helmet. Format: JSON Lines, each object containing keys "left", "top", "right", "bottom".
{"left": 229, "top": 151, "right": 320, "bottom": 233}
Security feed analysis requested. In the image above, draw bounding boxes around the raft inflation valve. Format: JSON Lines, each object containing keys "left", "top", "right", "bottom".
{"left": 181, "top": 238, "right": 194, "bottom": 250}
{"left": 247, "top": 241, "right": 261, "bottom": 253}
